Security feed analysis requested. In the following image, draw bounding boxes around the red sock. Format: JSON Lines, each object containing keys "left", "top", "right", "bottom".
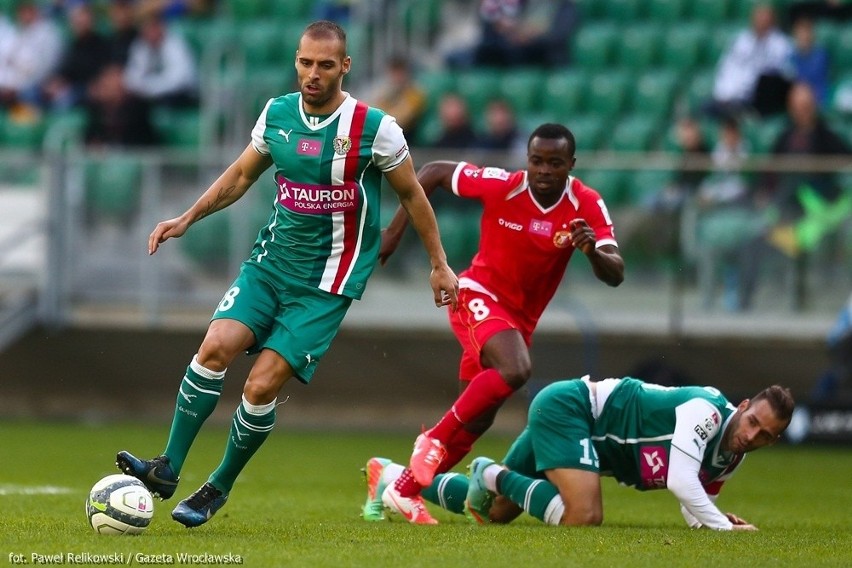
{"left": 394, "top": 467, "right": 423, "bottom": 498}
{"left": 427, "top": 369, "right": 514, "bottom": 443}
{"left": 438, "top": 428, "right": 482, "bottom": 473}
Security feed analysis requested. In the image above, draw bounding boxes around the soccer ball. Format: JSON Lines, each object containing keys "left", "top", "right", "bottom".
{"left": 86, "top": 474, "right": 154, "bottom": 535}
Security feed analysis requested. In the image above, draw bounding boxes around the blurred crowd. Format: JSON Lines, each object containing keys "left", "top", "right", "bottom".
{"left": 0, "top": 0, "right": 213, "bottom": 147}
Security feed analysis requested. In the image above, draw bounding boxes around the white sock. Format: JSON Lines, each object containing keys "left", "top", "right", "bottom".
{"left": 382, "top": 462, "right": 406, "bottom": 487}
{"left": 483, "top": 464, "right": 503, "bottom": 493}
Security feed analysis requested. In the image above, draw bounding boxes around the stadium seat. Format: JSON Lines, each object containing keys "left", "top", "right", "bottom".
{"left": 629, "top": 69, "right": 680, "bottom": 122}
{"left": 744, "top": 116, "right": 787, "bottom": 154}
{"left": 689, "top": 0, "right": 731, "bottom": 23}
{"left": 586, "top": 70, "right": 631, "bottom": 117}
{"left": 647, "top": 0, "right": 687, "bottom": 23}
{"left": 622, "top": 169, "right": 674, "bottom": 207}
{"left": 152, "top": 108, "right": 202, "bottom": 148}
{"left": 85, "top": 156, "right": 143, "bottom": 221}
{"left": 830, "top": 74, "right": 852, "bottom": 117}
{"left": 542, "top": 70, "right": 588, "bottom": 116}
{"left": 571, "top": 23, "right": 618, "bottom": 70}
{"left": 1, "top": 116, "right": 45, "bottom": 150}
{"left": 601, "top": 0, "right": 644, "bottom": 23}
{"left": 240, "top": 21, "right": 287, "bottom": 68}
{"left": 683, "top": 70, "right": 715, "bottom": 115}
{"left": 615, "top": 23, "right": 661, "bottom": 71}
{"left": 497, "top": 68, "right": 546, "bottom": 114}
{"left": 704, "top": 25, "right": 740, "bottom": 68}
{"left": 568, "top": 115, "right": 607, "bottom": 152}
{"left": 660, "top": 24, "right": 709, "bottom": 75}
{"left": 454, "top": 69, "right": 502, "bottom": 112}
{"left": 179, "top": 209, "right": 231, "bottom": 268}
{"left": 227, "top": 0, "right": 267, "bottom": 20}
{"left": 833, "top": 27, "right": 852, "bottom": 73}
{"left": 577, "top": 169, "right": 628, "bottom": 207}
{"left": 607, "top": 114, "right": 659, "bottom": 152}
{"left": 271, "top": 0, "right": 315, "bottom": 19}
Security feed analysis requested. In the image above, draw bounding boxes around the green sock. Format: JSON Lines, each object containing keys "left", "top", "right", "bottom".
{"left": 209, "top": 397, "right": 276, "bottom": 493}
{"left": 497, "top": 470, "right": 563, "bottom": 525}
{"left": 163, "top": 355, "right": 224, "bottom": 475}
{"left": 421, "top": 472, "right": 468, "bottom": 515}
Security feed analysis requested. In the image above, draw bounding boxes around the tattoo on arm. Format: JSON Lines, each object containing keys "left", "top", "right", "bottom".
{"left": 200, "top": 184, "right": 238, "bottom": 219}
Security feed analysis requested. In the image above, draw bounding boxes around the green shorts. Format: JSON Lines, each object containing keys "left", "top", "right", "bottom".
{"left": 503, "top": 379, "right": 599, "bottom": 477}
{"left": 211, "top": 261, "right": 352, "bottom": 383}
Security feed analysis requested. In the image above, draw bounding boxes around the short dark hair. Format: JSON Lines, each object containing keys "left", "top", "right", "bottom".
{"left": 528, "top": 123, "right": 575, "bottom": 155}
{"left": 303, "top": 20, "right": 347, "bottom": 49}
{"left": 751, "top": 385, "right": 795, "bottom": 424}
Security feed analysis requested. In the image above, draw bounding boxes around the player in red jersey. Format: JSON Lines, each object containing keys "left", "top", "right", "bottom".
{"left": 365, "top": 123, "right": 625, "bottom": 524}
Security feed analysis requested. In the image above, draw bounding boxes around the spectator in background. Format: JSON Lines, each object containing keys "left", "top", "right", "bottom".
{"left": 429, "top": 93, "right": 479, "bottom": 150}
{"left": 685, "top": 117, "right": 756, "bottom": 311}
{"left": 41, "top": 2, "right": 110, "bottom": 111}
{"left": 788, "top": 0, "right": 852, "bottom": 24}
{"left": 707, "top": 3, "right": 794, "bottom": 118}
{"left": 0, "top": 1, "right": 63, "bottom": 112}
{"left": 105, "top": 0, "right": 140, "bottom": 66}
{"left": 789, "top": 16, "right": 830, "bottom": 108}
{"left": 743, "top": 83, "right": 851, "bottom": 310}
{"left": 368, "top": 55, "right": 426, "bottom": 141}
{"left": 123, "top": 14, "right": 198, "bottom": 108}
{"left": 477, "top": 98, "right": 524, "bottom": 154}
{"left": 85, "top": 64, "right": 157, "bottom": 147}
{"left": 448, "top": 0, "right": 579, "bottom": 69}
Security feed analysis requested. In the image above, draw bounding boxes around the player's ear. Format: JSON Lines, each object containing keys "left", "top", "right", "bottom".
{"left": 737, "top": 399, "right": 750, "bottom": 412}
{"left": 341, "top": 55, "right": 351, "bottom": 74}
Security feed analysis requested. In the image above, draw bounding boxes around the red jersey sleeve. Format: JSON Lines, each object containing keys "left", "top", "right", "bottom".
{"left": 451, "top": 162, "right": 526, "bottom": 202}
{"left": 572, "top": 177, "right": 618, "bottom": 249}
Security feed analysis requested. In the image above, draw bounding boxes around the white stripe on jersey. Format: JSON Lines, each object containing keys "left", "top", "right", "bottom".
{"left": 335, "top": 168, "right": 370, "bottom": 293}
{"left": 255, "top": 194, "right": 280, "bottom": 263}
{"left": 592, "top": 433, "right": 675, "bottom": 445}
{"left": 319, "top": 98, "right": 357, "bottom": 292}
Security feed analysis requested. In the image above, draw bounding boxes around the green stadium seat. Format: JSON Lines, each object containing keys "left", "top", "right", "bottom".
{"left": 615, "top": 24, "right": 661, "bottom": 70}
{"left": 497, "top": 69, "right": 546, "bottom": 114}
{"left": 437, "top": 208, "right": 480, "bottom": 271}
{"left": 244, "top": 66, "right": 297, "bottom": 116}
{"left": 542, "top": 70, "right": 588, "bottom": 116}
{"left": 601, "top": 0, "right": 644, "bottom": 23}
{"left": 454, "top": 69, "right": 502, "bottom": 112}
{"left": 571, "top": 23, "right": 618, "bottom": 70}
{"left": 704, "top": 25, "right": 740, "bottom": 67}
{"left": 661, "top": 24, "right": 709, "bottom": 75}
{"left": 152, "top": 107, "right": 203, "bottom": 148}
{"left": 578, "top": 169, "right": 628, "bottom": 207}
{"left": 832, "top": 27, "right": 852, "bottom": 73}
{"left": 227, "top": 0, "right": 267, "bottom": 21}
{"left": 689, "top": 0, "right": 731, "bottom": 23}
{"left": 85, "top": 156, "right": 143, "bottom": 221}
{"left": 607, "top": 114, "right": 659, "bottom": 152}
{"left": 586, "top": 70, "right": 631, "bottom": 116}
{"left": 647, "top": 0, "right": 687, "bottom": 23}
{"left": 744, "top": 116, "right": 787, "bottom": 154}
{"left": 240, "top": 21, "right": 287, "bottom": 68}
{"left": 180, "top": 210, "right": 231, "bottom": 268}
{"left": 683, "top": 69, "right": 715, "bottom": 115}
{"left": 418, "top": 70, "right": 457, "bottom": 109}
{"left": 623, "top": 169, "right": 674, "bottom": 207}
{"left": 830, "top": 74, "right": 852, "bottom": 117}
{"left": 567, "top": 115, "right": 607, "bottom": 152}
{"left": 629, "top": 69, "right": 680, "bottom": 122}
{"left": 271, "top": 0, "right": 315, "bottom": 19}
{"left": 1, "top": 116, "right": 45, "bottom": 150}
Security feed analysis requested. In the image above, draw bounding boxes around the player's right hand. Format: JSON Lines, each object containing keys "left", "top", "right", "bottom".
{"left": 730, "top": 523, "right": 758, "bottom": 531}
{"left": 148, "top": 217, "right": 190, "bottom": 255}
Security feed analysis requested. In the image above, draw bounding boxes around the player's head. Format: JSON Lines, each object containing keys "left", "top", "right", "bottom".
{"left": 526, "top": 124, "right": 576, "bottom": 199}
{"left": 725, "top": 385, "right": 795, "bottom": 454}
{"left": 296, "top": 20, "right": 351, "bottom": 112}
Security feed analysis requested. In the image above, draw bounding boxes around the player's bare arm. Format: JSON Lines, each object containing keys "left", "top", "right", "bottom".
{"left": 568, "top": 219, "right": 624, "bottom": 286}
{"left": 148, "top": 144, "right": 273, "bottom": 255}
{"left": 379, "top": 160, "right": 457, "bottom": 265}
{"left": 383, "top": 157, "right": 459, "bottom": 310}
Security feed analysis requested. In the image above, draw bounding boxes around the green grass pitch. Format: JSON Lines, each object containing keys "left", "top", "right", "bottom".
{"left": 0, "top": 422, "right": 850, "bottom": 567}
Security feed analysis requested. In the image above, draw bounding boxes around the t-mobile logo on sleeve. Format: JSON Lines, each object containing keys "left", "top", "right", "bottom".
{"left": 639, "top": 446, "right": 669, "bottom": 489}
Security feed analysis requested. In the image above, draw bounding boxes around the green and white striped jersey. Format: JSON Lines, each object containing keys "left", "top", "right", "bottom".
{"left": 248, "top": 92, "right": 409, "bottom": 299}
{"left": 593, "top": 378, "right": 743, "bottom": 492}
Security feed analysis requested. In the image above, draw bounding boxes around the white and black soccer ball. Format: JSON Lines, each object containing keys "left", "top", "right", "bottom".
{"left": 86, "top": 474, "right": 154, "bottom": 535}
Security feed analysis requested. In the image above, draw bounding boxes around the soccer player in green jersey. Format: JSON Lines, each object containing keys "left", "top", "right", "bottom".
{"left": 369, "top": 377, "right": 793, "bottom": 530}
{"left": 114, "top": 20, "right": 459, "bottom": 527}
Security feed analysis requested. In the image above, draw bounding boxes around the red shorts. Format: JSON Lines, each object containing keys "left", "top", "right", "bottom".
{"left": 448, "top": 288, "right": 532, "bottom": 381}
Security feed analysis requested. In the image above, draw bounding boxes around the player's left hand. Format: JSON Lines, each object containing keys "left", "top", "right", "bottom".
{"left": 430, "top": 263, "right": 459, "bottom": 311}
{"left": 568, "top": 219, "right": 595, "bottom": 255}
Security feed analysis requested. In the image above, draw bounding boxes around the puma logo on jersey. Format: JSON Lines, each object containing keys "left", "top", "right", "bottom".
{"left": 278, "top": 129, "right": 293, "bottom": 142}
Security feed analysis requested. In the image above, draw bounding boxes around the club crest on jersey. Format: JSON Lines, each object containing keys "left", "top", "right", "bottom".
{"left": 553, "top": 230, "right": 571, "bottom": 248}
{"left": 332, "top": 135, "right": 352, "bottom": 156}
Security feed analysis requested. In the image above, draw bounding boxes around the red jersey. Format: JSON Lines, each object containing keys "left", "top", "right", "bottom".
{"left": 451, "top": 161, "right": 618, "bottom": 333}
